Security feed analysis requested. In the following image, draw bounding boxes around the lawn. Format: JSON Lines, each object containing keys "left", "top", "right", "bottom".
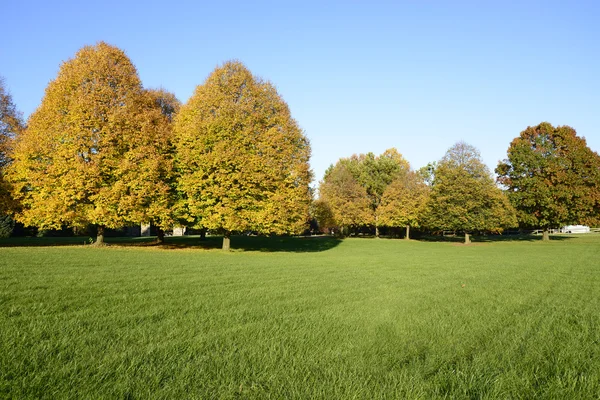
{"left": 1, "top": 235, "right": 599, "bottom": 398}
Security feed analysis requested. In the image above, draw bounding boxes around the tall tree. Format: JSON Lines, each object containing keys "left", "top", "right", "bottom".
{"left": 8, "top": 42, "right": 173, "bottom": 244}
{"left": 0, "top": 77, "right": 25, "bottom": 216}
{"left": 317, "top": 163, "right": 373, "bottom": 235}
{"left": 173, "top": 61, "right": 312, "bottom": 250}
{"left": 425, "top": 142, "right": 517, "bottom": 244}
{"left": 496, "top": 122, "right": 600, "bottom": 240}
{"left": 378, "top": 171, "right": 430, "bottom": 239}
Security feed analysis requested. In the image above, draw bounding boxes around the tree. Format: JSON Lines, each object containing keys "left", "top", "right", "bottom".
{"left": 378, "top": 171, "right": 430, "bottom": 239}
{"left": 342, "top": 149, "right": 410, "bottom": 237}
{"left": 317, "top": 163, "right": 373, "bottom": 235}
{"left": 173, "top": 61, "right": 312, "bottom": 250}
{"left": 496, "top": 122, "right": 600, "bottom": 241}
{"left": 8, "top": 42, "right": 173, "bottom": 244}
{"left": 0, "top": 77, "right": 25, "bottom": 217}
{"left": 146, "top": 88, "right": 181, "bottom": 243}
{"left": 424, "top": 142, "right": 517, "bottom": 244}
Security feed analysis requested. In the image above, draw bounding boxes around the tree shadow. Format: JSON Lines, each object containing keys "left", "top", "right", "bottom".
{"left": 414, "top": 233, "right": 575, "bottom": 243}
{"left": 0, "top": 235, "right": 343, "bottom": 253}
{"left": 158, "top": 235, "right": 342, "bottom": 253}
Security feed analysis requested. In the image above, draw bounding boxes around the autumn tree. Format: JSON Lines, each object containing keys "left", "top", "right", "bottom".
{"left": 173, "top": 61, "right": 312, "bottom": 250}
{"left": 317, "top": 163, "right": 373, "bottom": 235}
{"left": 0, "top": 77, "right": 25, "bottom": 217}
{"left": 8, "top": 42, "right": 173, "bottom": 244}
{"left": 343, "top": 149, "right": 410, "bottom": 237}
{"left": 378, "top": 171, "right": 429, "bottom": 239}
{"left": 496, "top": 122, "right": 600, "bottom": 241}
{"left": 424, "top": 142, "right": 517, "bottom": 244}
{"left": 145, "top": 88, "right": 181, "bottom": 243}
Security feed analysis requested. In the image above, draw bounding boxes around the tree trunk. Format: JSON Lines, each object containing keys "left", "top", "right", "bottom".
{"left": 542, "top": 227, "right": 550, "bottom": 241}
{"left": 200, "top": 228, "right": 206, "bottom": 241}
{"left": 375, "top": 215, "right": 380, "bottom": 238}
{"left": 405, "top": 225, "right": 410, "bottom": 240}
{"left": 156, "top": 227, "right": 165, "bottom": 244}
{"left": 222, "top": 231, "right": 231, "bottom": 251}
{"left": 95, "top": 225, "right": 105, "bottom": 246}
{"left": 464, "top": 232, "right": 471, "bottom": 245}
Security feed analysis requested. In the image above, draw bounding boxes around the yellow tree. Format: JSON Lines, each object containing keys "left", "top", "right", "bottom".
{"left": 8, "top": 42, "right": 173, "bottom": 244}
{"left": 378, "top": 171, "right": 430, "bottom": 239}
{"left": 173, "top": 61, "right": 312, "bottom": 250}
{"left": 145, "top": 88, "right": 181, "bottom": 243}
{"left": 317, "top": 163, "right": 373, "bottom": 236}
{"left": 0, "top": 77, "right": 25, "bottom": 217}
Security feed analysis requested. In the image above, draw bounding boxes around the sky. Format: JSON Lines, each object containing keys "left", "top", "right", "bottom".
{"left": 2, "top": 0, "right": 599, "bottom": 186}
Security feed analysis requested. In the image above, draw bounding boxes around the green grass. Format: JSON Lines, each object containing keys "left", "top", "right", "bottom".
{"left": 1, "top": 235, "right": 599, "bottom": 398}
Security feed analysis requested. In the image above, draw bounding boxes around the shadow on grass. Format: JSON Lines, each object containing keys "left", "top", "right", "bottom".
{"left": 414, "top": 234, "right": 575, "bottom": 243}
{"left": 0, "top": 235, "right": 343, "bottom": 253}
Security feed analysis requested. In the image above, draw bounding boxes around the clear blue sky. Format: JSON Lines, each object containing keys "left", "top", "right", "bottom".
{"left": 2, "top": 0, "right": 599, "bottom": 185}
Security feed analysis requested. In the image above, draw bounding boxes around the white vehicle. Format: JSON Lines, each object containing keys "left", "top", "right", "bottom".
{"left": 560, "top": 225, "right": 590, "bottom": 234}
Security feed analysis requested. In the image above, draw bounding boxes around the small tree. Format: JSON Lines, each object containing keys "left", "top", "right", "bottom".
{"left": 173, "top": 61, "right": 312, "bottom": 250}
{"left": 318, "top": 163, "right": 373, "bottom": 236}
{"left": 0, "top": 77, "right": 25, "bottom": 216}
{"left": 343, "top": 149, "right": 410, "bottom": 237}
{"left": 8, "top": 42, "right": 173, "bottom": 244}
{"left": 378, "top": 171, "right": 430, "bottom": 239}
{"left": 424, "top": 142, "right": 517, "bottom": 244}
{"left": 496, "top": 122, "right": 600, "bottom": 240}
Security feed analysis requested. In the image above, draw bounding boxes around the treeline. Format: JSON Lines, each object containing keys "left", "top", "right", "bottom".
{"left": 1, "top": 42, "right": 599, "bottom": 248}
{"left": 316, "top": 125, "right": 600, "bottom": 242}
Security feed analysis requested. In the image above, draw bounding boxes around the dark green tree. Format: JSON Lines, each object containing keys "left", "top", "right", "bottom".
{"left": 496, "top": 122, "right": 600, "bottom": 241}
{"left": 425, "top": 142, "right": 517, "bottom": 244}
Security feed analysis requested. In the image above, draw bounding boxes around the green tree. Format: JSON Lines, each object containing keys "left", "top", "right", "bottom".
{"left": 496, "top": 122, "right": 600, "bottom": 241}
{"left": 378, "top": 171, "right": 430, "bottom": 239}
{"left": 339, "top": 148, "right": 410, "bottom": 236}
{"left": 173, "top": 61, "right": 312, "bottom": 250}
{"left": 0, "top": 77, "right": 25, "bottom": 217}
{"left": 425, "top": 142, "right": 517, "bottom": 244}
{"left": 318, "top": 163, "right": 373, "bottom": 235}
{"left": 8, "top": 42, "right": 173, "bottom": 244}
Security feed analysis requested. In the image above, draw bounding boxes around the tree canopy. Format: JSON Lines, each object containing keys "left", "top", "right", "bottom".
{"left": 0, "top": 77, "right": 25, "bottom": 215}
{"left": 378, "top": 171, "right": 430, "bottom": 239}
{"left": 7, "top": 42, "right": 173, "bottom": 243}
{"left": 318, "top": 148, "right": 410, "bottom": 236}
{"left": 496, "top": 122, "right": 600, "bottom": 240}
{"left": 317, "top": 163, "right": 373, "bottom": 234}
{"left": 173, "top": 61, "right": 312, "bottom": 250}
{"left": 425, "top": 142, "right": 517, "bottom": 243}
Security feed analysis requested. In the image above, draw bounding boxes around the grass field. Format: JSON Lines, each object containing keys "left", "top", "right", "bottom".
{"left": 1, "top": 235, "right": 599, "bottom": 398}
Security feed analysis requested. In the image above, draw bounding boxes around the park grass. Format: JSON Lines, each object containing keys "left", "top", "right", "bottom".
{"left": 1, "top": 235, "right": 599, "bottom": 398}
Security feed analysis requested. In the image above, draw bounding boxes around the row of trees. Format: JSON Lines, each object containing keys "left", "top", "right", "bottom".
{"left": 1, "top": 42, "right": 599, "bottom": 247}
{"left": 315, "top": 124, "right": 600, "bottom": 242}
{"left": 315, "top": 143, "right": 516, "bottom": 243}
{"left": 0, "top": 42, "right": 311, "bottom": 249}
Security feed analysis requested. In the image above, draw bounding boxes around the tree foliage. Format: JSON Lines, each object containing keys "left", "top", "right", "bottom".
{"left": 173, "top": 61, "right": 312, "bottom": 248}
{"left": 317, "top": 163, "right": 373, "bottom": 234}
{"left": 318, "top": 148, "right": 410, "bottom": 235}
{"left": 7, "top": 42, "right": 173, "bottom": 242}
{"left": 378, "top": 171, "right": 429, "bottom": 238}
{"left": 425, "top": 142, "right": 517, "bottom": 242}
{"left": 496, "top": 122, "right": 600, "bottom": 238}
{"left": 0, "top": 77, "right": 25, "bottom": 216}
